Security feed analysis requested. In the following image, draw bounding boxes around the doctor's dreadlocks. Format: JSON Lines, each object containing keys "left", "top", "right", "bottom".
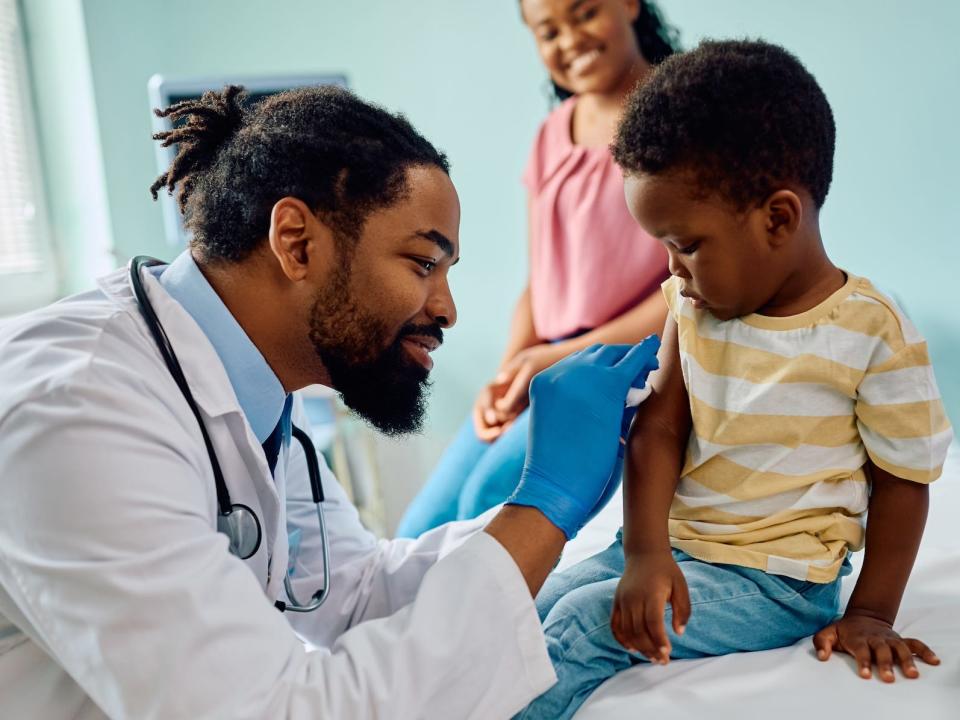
{"left": 150, "top": 84, "right": 449, "bottom": 263}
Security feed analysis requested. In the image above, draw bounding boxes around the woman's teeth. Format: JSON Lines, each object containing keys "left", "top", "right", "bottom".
{"left": 569, "top": 49, "right": 601, "bottom": 75}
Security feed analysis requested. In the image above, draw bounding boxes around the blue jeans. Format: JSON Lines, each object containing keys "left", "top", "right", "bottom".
{"left": 396, "top": 411, "right": 531, "bottom": 538}
{"left": 516, "top": 530, "right": 851, "bottom": 720}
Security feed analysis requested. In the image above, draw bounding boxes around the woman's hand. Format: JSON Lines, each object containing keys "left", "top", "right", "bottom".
{"left": 471, "top": 381, "right": 513, "bottom": 442}
{"left": 611, "top": 550, "right": 691, "bottom": 664}
{"left": 492, "top": 343, "right": 571, "bottom": 421}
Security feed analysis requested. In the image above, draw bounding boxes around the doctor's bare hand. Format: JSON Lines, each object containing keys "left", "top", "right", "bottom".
{"left": 813, "top": 612, "right": 940, "bottom": 682}
{"left": 611, "top": 550, "right": 690, "bottom": 665}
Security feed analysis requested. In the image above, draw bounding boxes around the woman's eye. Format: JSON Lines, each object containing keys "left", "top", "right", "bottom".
{"left": 577, "top": 6, "right": 599, "bottom": 22}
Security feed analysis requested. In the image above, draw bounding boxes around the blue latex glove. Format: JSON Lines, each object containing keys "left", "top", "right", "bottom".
{"left": 507, "top": 336, "right": 661, "bottom": 540}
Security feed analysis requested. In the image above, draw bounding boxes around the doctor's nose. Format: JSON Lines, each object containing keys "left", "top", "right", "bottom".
{"left": 427, "top": 281, "right": 457, "bottom": 329}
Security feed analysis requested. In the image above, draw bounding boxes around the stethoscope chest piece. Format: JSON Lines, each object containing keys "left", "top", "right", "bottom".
{"left": 217, "top": 503, "right": 263, "bottom": 560}
{"left": 130, "top": 256, "right": 329, "bottom": 612}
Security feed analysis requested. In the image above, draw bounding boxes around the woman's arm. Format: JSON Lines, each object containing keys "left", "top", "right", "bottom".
{"left": 498, "top": 283, "right": 540, "bottom": 369}
{"left": 557, "top": 286, "right": 668, "bottom": 353}
{"left": 493, "top": 288, "right": 668, "bottom": 419}
{"left": 473, "top": 197, "right": 542, "bottom": 440}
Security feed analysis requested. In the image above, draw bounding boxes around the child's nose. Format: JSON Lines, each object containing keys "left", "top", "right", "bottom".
{"left": 667, "top": 251, "right": 691, "bottom": 279}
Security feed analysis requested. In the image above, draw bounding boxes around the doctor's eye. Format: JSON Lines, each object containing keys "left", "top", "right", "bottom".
{"left": 411, "top": 257, "right": 438, "bottom": 275}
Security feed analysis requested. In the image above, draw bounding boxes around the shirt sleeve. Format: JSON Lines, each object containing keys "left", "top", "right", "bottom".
{"left": 855, "top": 331, "right": 953, "bottom": 483}
{"left": 521, "top": 120, "right": 547, "bottom": 192}
{"left": 282, "top": 395, "right": 493, "bottom": 646}
{"left": 661, "top": 275, "right": 681, "bottom": 320}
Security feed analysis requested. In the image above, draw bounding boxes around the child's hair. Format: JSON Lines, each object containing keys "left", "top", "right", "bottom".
{"left": 150, "top": 85, "right": 449, "bottom": 263}
{"left": 612, "top": 39, "right": 836, "bottom": 209}
{"left": 525, "top": 0, "right": 680, "bottom": 101}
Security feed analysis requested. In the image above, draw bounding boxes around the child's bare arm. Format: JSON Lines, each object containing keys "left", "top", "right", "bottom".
{"left": 813, "top": 463, "right": 940, "bottom": 681}
{"left": 611, "top": 316, "right": 692, "bottom": 662}
{"left": 622, "top": 315, "right": 690, "bottom": 554}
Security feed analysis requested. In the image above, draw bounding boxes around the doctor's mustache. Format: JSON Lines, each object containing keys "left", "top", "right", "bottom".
{"left": 397, "top": 322, "right": 444, "bottom": 347}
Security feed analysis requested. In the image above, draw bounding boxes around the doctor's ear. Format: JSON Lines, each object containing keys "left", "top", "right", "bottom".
{"left": 267, "top": 197, "right": 336, "bottom": 282}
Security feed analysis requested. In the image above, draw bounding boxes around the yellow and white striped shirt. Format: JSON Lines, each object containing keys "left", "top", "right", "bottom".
{"left": 664, "top": 274, "right": 952, "bottom": 582}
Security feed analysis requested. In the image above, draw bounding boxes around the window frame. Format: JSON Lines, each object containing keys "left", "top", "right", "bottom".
{"left": 0, "top": 0, "right": 58, "bottom": 316}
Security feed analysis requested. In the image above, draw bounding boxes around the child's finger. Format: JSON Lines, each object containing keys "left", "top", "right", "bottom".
{"left": 610, "top": 606, "right": 629, "bottom": 650}
{"left": 813, "top": 626, "right": 836, "bottom": 660}
{"left": 643, "top": 596, "right": 670, "bottom": 664}
{"left": 892, "top": 640, "right": 920, "bottom": 679}
{"left": 849, "top": 640, "right": 873, "bottom": 679}
{"left": 905, "top": 638, "right": 940, "bottom": 666}
{"left": 626, "top": 603, "right": 657, "bottom": 660}
{"left": 620, "top": 601, "right": 656, "bottom": 662}
{"left": 870, "top": 640, "right": 895, "bottom": 683}
{"left": 670, "top": 576, "right": 691, "bottom": 635}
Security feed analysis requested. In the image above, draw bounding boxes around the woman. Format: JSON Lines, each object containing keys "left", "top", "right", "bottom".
{"left": 397, "top": 0, "right": 679, "bottom": 537}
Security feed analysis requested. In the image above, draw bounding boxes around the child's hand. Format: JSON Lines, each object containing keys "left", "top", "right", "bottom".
{"left": 611, "top": 551, "right": 690, "bottom": 664}
{"left": 813, "top": 611, "right": 940, "bottom": 682}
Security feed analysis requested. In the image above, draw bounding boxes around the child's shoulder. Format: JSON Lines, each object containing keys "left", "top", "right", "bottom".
{"left": 836, "top": 274, "right": 925, "bottom": 356}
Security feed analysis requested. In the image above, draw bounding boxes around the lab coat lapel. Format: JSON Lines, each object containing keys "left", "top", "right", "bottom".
{"left": 98, "top": 265, "right": 285, "bottom": 596}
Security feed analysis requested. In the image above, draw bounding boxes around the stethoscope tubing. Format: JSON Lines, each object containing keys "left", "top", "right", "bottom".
{"left": 130, "top": 256, "right": 329, "bottom": 613}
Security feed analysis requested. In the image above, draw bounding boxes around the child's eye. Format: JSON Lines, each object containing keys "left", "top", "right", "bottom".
{"left": 678, "top": 241, "right": 700, "bottom": 256}
{"left": 539, "top": 28, "right": 558, "bottom": 42}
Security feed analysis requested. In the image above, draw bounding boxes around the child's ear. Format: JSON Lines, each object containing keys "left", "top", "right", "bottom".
{"left": 763, "top": 190, "right": 802, "bottom": 247}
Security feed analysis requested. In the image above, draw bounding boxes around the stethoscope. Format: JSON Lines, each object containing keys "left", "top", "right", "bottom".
{"left": 130, "top": 256, "right": 329, "bottom": 613}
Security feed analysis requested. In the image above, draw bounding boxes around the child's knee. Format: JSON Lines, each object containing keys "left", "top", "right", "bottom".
{"left": 542, "top": 581, "right": 618, "bottom": 649}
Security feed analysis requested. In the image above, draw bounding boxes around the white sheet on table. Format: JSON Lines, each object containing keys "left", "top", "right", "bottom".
{"left": 560, "top": 443, "right": 960, "bottom": 720}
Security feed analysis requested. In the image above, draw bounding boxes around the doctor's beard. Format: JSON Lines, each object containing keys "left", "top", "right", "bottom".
{"left": 307, "top": 273, "right": 440, "bottom": 437}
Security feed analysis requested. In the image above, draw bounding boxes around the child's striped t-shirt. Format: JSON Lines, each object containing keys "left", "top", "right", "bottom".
{"left": 663, "top": 273, "right": 952, "bottom": 583}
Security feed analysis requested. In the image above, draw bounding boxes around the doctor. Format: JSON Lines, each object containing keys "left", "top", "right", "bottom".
{"left": 0, "top": 85, "right": 659, "bottom": 719}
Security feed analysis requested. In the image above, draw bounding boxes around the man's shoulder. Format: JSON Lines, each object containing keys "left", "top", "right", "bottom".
{"left": 0, "top": 288, "right": 160, "bottom": 421}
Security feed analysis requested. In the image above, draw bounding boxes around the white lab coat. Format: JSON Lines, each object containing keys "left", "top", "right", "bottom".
{"left": 0, "top": 265, "right": 555, "bottom": 719}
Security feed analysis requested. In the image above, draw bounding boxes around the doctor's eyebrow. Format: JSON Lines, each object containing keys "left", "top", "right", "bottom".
{"left": 413, "top": 230, "right": 459, "bottom": 264}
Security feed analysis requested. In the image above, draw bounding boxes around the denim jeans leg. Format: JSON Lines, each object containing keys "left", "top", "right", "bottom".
{"left": 456, "top": 408, "right": 532, "bottom": 520}
{"left": 518, "top": 549, "right": 845, "bottom": 720}
{"left": 535, "top": 534, "right": 625, "bottom": 623}
{"left": 395, "top": 416, "right": 492, "bottom": 538}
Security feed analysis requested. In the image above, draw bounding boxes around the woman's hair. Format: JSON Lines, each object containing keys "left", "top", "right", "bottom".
{"left": 150, "top": 85, "right": 449, "bottom": 263}
{"left": 547, "top": 0, "right": 681, "bottom": 101}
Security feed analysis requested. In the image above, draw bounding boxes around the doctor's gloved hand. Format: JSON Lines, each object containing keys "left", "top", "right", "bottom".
{"left": 506, "top": 337, "right": 660, "bottom": 540}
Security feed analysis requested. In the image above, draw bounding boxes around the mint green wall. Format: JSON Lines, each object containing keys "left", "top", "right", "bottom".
{"left": 28, "top": 0, "right": 959, "bottom": 448}
{"left": 663, "top": 0, "right": 960, "bottom": 432}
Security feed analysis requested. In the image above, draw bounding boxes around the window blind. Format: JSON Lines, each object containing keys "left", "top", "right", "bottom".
{"left": 0, "top": 0, "right": 46, "bottom": 276}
